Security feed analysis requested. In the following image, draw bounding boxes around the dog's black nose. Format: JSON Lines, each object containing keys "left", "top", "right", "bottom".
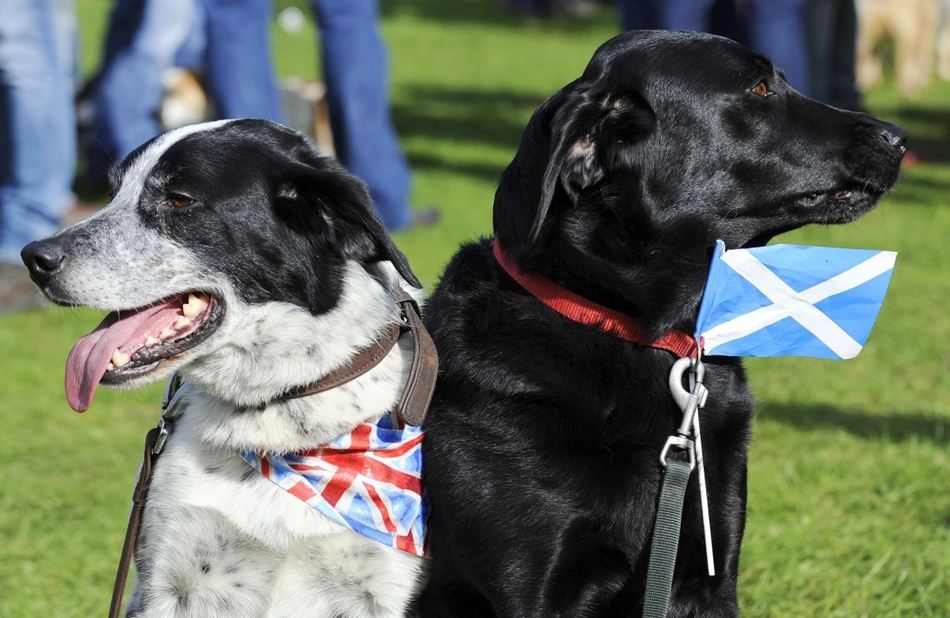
{"left": 881, "top": 123, "right": 908, "bottom": 152}
{"left": 21, "top": 238, "right": 66, "bottom": 286}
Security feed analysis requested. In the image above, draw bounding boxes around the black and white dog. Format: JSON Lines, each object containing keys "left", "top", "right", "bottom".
{"left": 418, "top": 31, "right": 906, "bottom": 617}
{"left": 22, "top": 120, "right": 429, "bottom": 617}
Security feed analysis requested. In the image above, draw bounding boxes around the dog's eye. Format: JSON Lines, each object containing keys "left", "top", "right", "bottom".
{"left": 751, "top": 81, "right": 772, "bottom": 98}
{"left": 165, "top": 193, "right": 194, "bottom": 208}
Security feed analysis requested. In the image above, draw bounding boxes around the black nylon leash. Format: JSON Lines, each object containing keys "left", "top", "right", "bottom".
{"left": 642, "top": 456, "right": 692, "bottom": 618}
{"left": 642, "top": 355, "right": 712, "bottom": 618}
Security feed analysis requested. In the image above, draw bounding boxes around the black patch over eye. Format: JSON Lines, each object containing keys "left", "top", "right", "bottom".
{"left": 165, "top": 193, "right": 194, "bottom": 208}
{"left": 751, "top": 81, "right": 772, "bottom": 97}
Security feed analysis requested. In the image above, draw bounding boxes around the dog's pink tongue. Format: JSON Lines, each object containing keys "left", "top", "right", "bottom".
{"left": 65, "top": 302, "right": 178, "bottom": 412}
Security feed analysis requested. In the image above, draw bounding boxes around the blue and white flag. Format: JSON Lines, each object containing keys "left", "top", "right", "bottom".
{"left": 695, "top": 241, "right": 897, "bottom": 359}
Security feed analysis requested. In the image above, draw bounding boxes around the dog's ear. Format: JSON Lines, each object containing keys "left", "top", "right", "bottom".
{"left": 276, "top": 157, "right": 421, "bottom": 289}
{"left": 495, "top": 88, "right": 655, "bottom": 258}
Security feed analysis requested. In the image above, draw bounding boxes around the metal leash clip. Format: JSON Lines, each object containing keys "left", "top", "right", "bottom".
{"left": 666, "top": 355, "right": 716, "bottom": 576}
{"left": 658, "top": 434, "right": 696, "bottom": 471}
{"left": 153, "top": 372, "right": 185, "bottom": 455}
{"left": 661, "top": 357, "right": 706, "bottom": 468}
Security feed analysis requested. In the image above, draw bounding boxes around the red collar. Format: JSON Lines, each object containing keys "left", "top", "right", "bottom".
{"left": 493, "top": 241, "right": 698, "bottom": 358}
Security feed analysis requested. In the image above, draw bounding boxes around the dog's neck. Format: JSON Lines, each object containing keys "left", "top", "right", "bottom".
{"left": 511, "top": 234, "right": 710, "bottom": 341}
{"left": 175, "top": 263, "right": 413, "bottom": 453}
{"left": 494, "top": 241, "right": 697, "bottom": 356}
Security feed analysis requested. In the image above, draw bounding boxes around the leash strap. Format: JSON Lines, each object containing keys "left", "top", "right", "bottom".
{"left": 642, "top": 457, "right": 692, "bottom": 618}
{"left": 109, "top": 427, "right": 161, "bottom": 618}
{"left": 392, "top": 289, "right": 439, "bottom": 426}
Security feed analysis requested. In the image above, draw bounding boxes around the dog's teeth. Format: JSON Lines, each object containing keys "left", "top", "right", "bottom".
{"left": 112, "top": 349, "right": 130, "bottom": 368}
{"left": 182, "top": 293, "right": 208, "bottom": 317}
{"left": 145, "top": 336, "right": 160, "bottom": 346}
{"left": 160, "top": 327, "right": 176, "bottom": 339}
{"left": 175, "top": 316, "right": 192, "bottom": 330}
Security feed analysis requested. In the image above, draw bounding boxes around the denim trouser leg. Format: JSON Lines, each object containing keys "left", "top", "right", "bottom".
{"left": 805, "top": 0, "right": 860, "bottom": 108}
{"left": 616, "top": 0, "right": 659, "bottom": 31}
{"left": 655, "top": 0, "right": 717, "bottom": 31}
{"left": 0, "top": 0, "right": 76, "bottom": 261}
{"left": 747, "top": 0, "right": 810, "bottom": 95}
{"left": 87, "top": 0, "right": 196, "bottom": 183}
{"left": 203, "top": 0, "right": 282, "bottom": 121}
{"left": 311, "top": 0, "right": 412, "bottom": 230}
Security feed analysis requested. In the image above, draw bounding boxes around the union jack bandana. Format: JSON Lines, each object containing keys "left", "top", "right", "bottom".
{"left": 239, "top": 415, "right": 428, "bottom": 556}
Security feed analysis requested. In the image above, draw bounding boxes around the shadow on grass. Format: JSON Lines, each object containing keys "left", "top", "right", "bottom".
{"left": 394, "top": 86, "right": 544, "bottom": 147}
{"left": 886, "top": 172, "right": 950, "bottom": 206}
{"left": 405, "top": 152, "right": 507, "bottom": 183}
{"left": 393, "top": 85, "right": 546, "bottom": 180}
{"left": 883, "top": 105, "right": 950, "bottom": 163}
{"left": 756, "top": 402, "right": 949, "bottom": 446}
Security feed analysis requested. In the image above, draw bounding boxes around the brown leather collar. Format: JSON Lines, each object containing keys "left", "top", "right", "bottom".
{"left": 279, "top": 288, "right": 438, "bottom": 426}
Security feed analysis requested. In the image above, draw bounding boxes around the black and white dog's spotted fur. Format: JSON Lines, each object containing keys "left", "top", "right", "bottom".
{"left": 22, "top": 120, "right": 427, "bottom": 617}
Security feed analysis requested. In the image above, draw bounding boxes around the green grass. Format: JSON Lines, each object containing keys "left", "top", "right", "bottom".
{"left": 2, "top": 1, "right": 948, "bottom": 615}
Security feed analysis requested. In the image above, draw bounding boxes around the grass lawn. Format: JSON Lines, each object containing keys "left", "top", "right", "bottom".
{"left": 2, "top": 1, "right": 947, "bottom": 615}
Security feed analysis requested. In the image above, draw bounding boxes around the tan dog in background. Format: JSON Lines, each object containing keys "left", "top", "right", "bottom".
{"left": 856, "top": 0, "right": 950, "bottom": 96}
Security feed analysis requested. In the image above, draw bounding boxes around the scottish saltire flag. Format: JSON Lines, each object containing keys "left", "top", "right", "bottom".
{"left": 696, "top": 240, "right": 897, "bottom": 359}
{"left": 239, "top": 415, "right": 428, "bottom": 556}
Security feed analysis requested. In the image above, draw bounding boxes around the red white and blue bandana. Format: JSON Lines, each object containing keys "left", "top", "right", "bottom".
{"left": 239, "top": 415, "right": 428, "bottom": 556}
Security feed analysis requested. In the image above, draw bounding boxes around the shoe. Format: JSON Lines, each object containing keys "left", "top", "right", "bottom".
{"left": 0, "top": 261, "right": 46, "bottom": 313}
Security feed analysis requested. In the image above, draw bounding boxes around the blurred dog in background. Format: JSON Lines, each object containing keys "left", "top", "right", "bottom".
{"left": 856, "top": 0, "right": 950, "bottom": 96}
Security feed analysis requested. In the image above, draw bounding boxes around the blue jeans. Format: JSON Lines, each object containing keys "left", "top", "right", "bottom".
{"left": 804, "top": 0, "right": 860, "bottom": 108}
{"left": 312, "top": 0, "right": 412, "bottom": 230}
{"left": 87, "top": 0, "right": 197, "bottom": 185}
{"left": 616, "top": 0, "right": 659, "bottom": 31}
{"left": 203, "top": 0, "right": 282, "bottom": 121}
{"left": 655, "top": 0, "right": 808, "bottom": 94}
{"left": 655, "top": 0, "right": 714, "bottom": 31}
{"left": 746, "top": 0, "right": 809, "bottom": 95}
{"left": 0, "top": 0, "right": 76, "bottom": 263}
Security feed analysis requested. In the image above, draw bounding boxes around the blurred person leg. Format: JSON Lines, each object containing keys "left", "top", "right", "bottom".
{"left": 805, "top": 0, "right": 861, "bottom": 109}
{"left": 0, "top": 0, "right": 75, "bottom": 309}
{"left": 655, "top": 0, "right": 717, "bottom": 31}
{"left": 804, "top": 0, "right": 835, "bottom": 103}
{"left": 827, "top": 0, "right": 861, "bottom": 110}
{"left": 87, "top": 0, "right": 197, "bottom": 186}
{"left": 203, "top": 0, "right": 282, "bottom": 121}
{"left": 616, "top": 0, "right": 659, "bottom": 31}
{"left": 746, "top": 0, "right": 810, "bottom": 94}
{"left": 709, "top": 0, "right": 746, "bottom": 43}
{"left": 311, "top": 0, "right": 415, "bottom": 231}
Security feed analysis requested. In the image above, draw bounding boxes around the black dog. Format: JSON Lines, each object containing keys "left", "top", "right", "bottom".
{"left": 418, "top": 31, "right": 905, "bottom": 617}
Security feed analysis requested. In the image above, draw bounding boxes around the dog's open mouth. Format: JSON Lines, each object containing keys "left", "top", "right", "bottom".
{"left": 65, "top": 292, "right": 223, "bottom": 412}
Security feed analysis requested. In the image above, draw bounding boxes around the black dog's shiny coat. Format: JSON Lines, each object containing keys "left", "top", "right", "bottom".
{"left": 418, "top": 31, "right": 905, "bottom": 617}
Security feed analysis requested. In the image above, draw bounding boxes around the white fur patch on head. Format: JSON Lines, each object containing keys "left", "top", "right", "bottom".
{"left": 113, "top": 119, "right": 233, "bottom": 206}
{"left": 46, "top": 120, "right": 234, "bottom": 311}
